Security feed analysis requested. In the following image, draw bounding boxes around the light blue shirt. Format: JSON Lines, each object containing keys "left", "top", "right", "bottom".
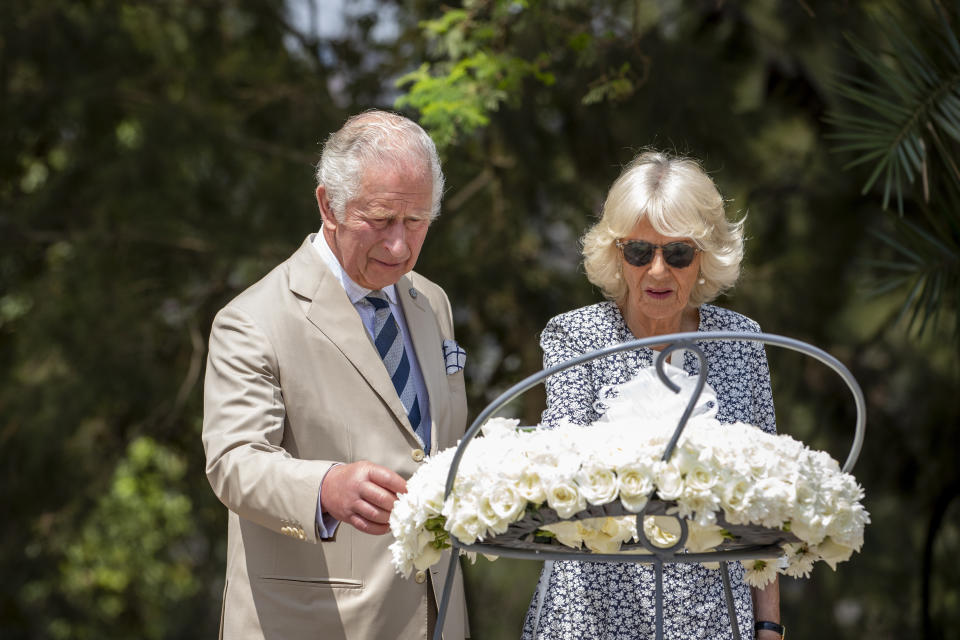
{"left": 310, "top": 231, "right": 432, "bottom": 538}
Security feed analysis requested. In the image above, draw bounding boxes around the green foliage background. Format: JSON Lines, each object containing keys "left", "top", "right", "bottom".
{"left": 1, "top": 1, "right": 958, "bottom": 638}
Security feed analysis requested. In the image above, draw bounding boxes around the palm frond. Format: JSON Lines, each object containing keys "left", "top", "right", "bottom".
{"left": 867, "top": 215, "right": 960, "bottom": 337}
{"left": 826, "top": 2, "right": 960, "bottom": 212}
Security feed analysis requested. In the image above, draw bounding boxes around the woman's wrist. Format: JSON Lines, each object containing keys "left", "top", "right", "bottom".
{"left": 754, "top": 620, "right": 785, "bottom": 638}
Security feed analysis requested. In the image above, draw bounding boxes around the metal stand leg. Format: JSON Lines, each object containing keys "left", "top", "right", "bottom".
{"left": 719, "top": 561, "right": 742, "bottom": 640}
{"left": 432, "top": 551, "right": 460, "bottom": 640}
{"left": 655, "top": 560, "right": 664, "bottom": 640}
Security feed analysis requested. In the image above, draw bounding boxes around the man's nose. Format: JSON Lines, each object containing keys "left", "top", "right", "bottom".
{"left": 382, "top": 220, "right": 407, "bottom": 254}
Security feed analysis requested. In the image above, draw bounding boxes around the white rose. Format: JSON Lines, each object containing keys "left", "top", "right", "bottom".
{"left": 546, "top": 479, "right": 586, "bottom": 519}
{"left": 445, "top": 495, "right": 485, "bottom": 544}
{"left": 685, "top": 460, "right": 718, "bottom": 494}
{"left": 617, "top": 463, "right": 654, "bottom": 512}
{"left": 655, "top": 462, "right": 685, "bottom": 501}
{"left": 488, "top": 484, "right": 526, "bottom": 528}
{"left": 576, "top": 465, "right": 619, "bottom": 506}
{"left": 477, "top": 495, "right": 503, "bottom": 534}
{"left": 516, "top": 469, "right": 547, "bottom": 504}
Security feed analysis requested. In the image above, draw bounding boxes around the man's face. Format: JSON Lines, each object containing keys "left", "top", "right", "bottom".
{"left": 318, "top": 163, "right": 433, "bottom": 291}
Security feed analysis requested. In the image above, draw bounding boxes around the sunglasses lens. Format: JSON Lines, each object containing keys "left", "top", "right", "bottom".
{"left": 621, "top": 241, "right": 697, "bottom": 268}
{"left": 663, "top": 243, "right": 696, "bottom": 268}
{"left": 622, "top": 241, "right": 654, "bottom": 266}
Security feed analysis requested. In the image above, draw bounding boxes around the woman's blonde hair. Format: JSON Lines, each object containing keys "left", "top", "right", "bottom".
{"left": 582, "top": 150, "right": 744, "bottom": 306}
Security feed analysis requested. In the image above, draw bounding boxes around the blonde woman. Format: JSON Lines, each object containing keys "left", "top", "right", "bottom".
{"left": 522, "top": 151, "right": 783, "bottom": 640}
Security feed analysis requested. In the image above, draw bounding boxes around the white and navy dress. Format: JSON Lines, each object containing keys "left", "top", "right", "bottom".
{"left": 521, "top": 301, "right": 777, "bottom": 640}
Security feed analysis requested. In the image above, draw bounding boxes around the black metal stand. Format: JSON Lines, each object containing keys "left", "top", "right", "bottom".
{"left": 431, "top": 332, "right": 866, "bottom": 640}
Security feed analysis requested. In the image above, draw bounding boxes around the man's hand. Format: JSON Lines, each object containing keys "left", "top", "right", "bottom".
{"left": 321, "top": 461, "right": 407, "bottom": 535}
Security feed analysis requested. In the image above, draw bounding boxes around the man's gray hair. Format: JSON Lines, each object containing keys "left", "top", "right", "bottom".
{"left": 316, "top": 110, "right": 445, "bottom": 221}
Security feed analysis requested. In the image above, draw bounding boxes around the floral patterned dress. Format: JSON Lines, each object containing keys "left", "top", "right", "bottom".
{"left": 520, "top": 301, "right": 777, "bottom": 640}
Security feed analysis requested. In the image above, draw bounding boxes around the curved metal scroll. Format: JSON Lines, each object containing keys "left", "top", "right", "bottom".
{"left": 431, "top": 332, "right": 867, "bottom": 640}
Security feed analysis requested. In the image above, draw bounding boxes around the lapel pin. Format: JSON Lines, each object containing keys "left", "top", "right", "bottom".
{"left": 409, "top": 288, "right": 418, "bottom": 299}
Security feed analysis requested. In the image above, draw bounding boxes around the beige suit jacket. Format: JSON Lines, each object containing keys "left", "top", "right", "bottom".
{"left": 203, "top": 237, "right": 469, "bottom": 639}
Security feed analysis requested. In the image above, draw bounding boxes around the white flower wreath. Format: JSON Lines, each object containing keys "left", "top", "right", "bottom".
{"left": 389, "top": 364, "right": 869, "bottom": 587}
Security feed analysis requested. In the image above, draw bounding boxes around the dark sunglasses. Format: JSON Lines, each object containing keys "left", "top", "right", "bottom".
{"left": 616, "top": 239, "right": 700, "bottom": 269}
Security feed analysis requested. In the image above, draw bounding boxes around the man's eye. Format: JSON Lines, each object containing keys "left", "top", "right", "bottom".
{"left": 405, "top": 218, "right": 429, "bottom": 230}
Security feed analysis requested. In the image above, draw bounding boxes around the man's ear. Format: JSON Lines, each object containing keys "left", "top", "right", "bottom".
{"left": 316, "top": 185, "right": 337, "bottom": 229}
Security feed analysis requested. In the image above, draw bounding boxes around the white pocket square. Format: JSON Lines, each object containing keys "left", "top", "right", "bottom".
{"left": 442, "top": 339, "right": 466, "bottom": 374}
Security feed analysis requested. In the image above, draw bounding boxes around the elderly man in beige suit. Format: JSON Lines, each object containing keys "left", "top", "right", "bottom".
{"left": 203, "top": 110, "right": 469, "bottom": 639}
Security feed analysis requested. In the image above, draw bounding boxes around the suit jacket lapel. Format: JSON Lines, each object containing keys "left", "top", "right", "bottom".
{"left": 398, "top": 274, "right": 449, "bottom": 445}
{"left": 287, "top": 239, "right": 412, "bottom": 432}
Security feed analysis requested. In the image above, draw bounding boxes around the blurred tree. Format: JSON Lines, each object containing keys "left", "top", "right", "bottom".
{"left": 1, "top": 0, "right": 958, "bottom": 639}
{"left": 828, "top": 0, "right": 960, "bottom": 342}
{"left": 827, "top": 2, "right": 960, "bottom": 636}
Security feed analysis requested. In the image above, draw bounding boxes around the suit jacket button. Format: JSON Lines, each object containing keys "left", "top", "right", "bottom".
{"left": 411, "top": 448, "right": 425, "bottom": 462}
{"left": 414, "top": 570, "right": 427, "bottom": 584}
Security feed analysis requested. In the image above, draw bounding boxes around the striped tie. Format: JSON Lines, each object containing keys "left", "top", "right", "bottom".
{"left": 365, "top": 291, "right": 428, "bottom": 452}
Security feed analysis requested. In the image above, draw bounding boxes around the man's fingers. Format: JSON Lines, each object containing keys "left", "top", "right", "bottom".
{"left": 354, "top": 495, "right": 392, "bottom": 524}
{"left": 367, "top": 464, "right": 408, "bottom": 495}
{"left": 359, "top": 482, "right": 400, "bottom": 513}
{"left": 347, "top": 514, "right": 391, "bottom": 536}
{"left": 321, "top": 461, "right": 410, "bottom": 534}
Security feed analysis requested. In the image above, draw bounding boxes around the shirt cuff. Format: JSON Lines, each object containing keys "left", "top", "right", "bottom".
{"left": 316, "top": 464, "right": 341, "bottom": 539}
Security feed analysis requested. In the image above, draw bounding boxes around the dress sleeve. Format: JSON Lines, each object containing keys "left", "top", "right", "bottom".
{"left": 539, "top": 316, "right": 600, "bottom": 427}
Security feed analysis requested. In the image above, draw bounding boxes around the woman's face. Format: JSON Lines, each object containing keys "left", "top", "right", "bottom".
{"left": 620, "top": 217, "right": 702, "bottom": 323}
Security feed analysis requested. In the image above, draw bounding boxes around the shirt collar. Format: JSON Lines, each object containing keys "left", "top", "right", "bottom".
{"left": 310, "top": 230, "right": 398, "bottom": 305}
